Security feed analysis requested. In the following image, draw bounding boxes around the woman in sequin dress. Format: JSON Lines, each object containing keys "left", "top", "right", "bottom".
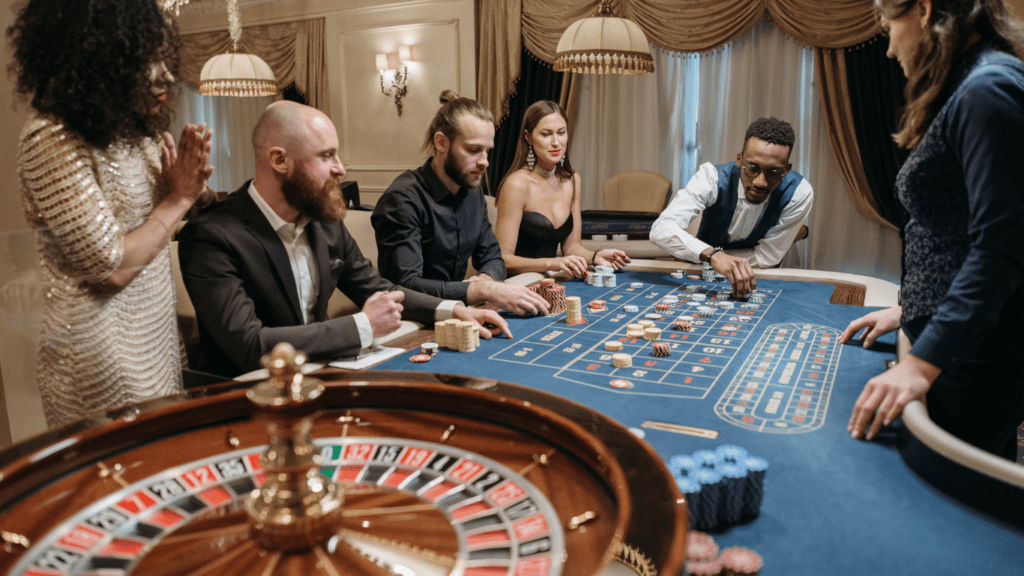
{"left": 495, "top": 100, "right": 630, "bottom": 278}
{"left": 9, "top": 0, "right": 214, "bottom": 427}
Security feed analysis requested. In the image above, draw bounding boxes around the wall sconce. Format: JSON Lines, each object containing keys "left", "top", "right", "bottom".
{"left": 376, "top": 45, "right": 412, "bottom": 116}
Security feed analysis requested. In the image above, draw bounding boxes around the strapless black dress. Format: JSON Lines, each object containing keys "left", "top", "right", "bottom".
{"left": 515, "top": 211, "right": 573, "bottom": 258}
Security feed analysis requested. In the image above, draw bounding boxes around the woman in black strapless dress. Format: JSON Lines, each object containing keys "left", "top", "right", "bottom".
{"left": 494, "top": 100, "right": 629, "bottom": 277}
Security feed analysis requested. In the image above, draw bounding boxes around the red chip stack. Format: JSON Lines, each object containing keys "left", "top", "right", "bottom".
{"left": 686, "top": 531, "right": 719, "bottom": 562}
{"left": 652, "top": 342, "right": 670, "bottom": 357}
{"left": 719, "top": 546, "right": 763, "bottom": 576}
{"left": 528, "top": 281, "right": 567, "bottom": 314}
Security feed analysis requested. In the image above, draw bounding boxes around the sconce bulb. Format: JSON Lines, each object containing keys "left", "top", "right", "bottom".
{"left": 375, "top": 54, "right": 389, "bottom": 72}
{"left": 398, "top": 45, "right": 412, "bottom": 63}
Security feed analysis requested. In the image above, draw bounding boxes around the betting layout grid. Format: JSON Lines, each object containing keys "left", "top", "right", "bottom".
{"left": 492, "top": 275, "right": 839, "bottom": 435}
{"left": 12, "top": 439, "right": 564, "bottom": 576}
{"left": 378, "top": 270, "right": 1024, "bottom": 574}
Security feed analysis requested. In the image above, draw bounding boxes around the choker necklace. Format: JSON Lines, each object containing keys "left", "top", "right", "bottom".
{"left": 532, "top": 165, "right": 555, "bottom": 178}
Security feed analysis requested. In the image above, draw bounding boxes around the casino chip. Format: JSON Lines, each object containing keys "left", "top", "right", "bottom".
{"left": 609, "top": 379, "right": 634, "bottom": 389}
{"left": 720, "top": 546, "right": 764, "bottom": 576}
{"left": 409, "top": 354, "right": 432, "bottom": 363}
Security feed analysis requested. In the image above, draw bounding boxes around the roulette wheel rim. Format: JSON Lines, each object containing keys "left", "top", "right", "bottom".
{"left": 0, "top": 370, "right": 687, "bottom": 576}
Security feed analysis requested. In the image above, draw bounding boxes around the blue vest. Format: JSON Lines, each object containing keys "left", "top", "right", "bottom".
{"left": 696, "top": 162, "right": 802, "bottom": 249}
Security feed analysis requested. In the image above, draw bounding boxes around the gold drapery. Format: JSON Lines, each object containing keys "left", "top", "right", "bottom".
{"left": 180, "top": 19, "right": 327, "bottom": 110}
{"left": 478, "top": 0, "right": 892, "bottom": 226}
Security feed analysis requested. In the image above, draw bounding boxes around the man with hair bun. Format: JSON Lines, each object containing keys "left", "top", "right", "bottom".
{"left": 373, "top": 91, "right": 550, "bottom": 316}
{"left": 650, "top": 117, "right": 814, "bottom": 297}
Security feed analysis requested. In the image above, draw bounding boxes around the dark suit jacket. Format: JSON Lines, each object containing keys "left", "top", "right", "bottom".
{"left": 177, "top": 181, "right": 443, "bottom": 377}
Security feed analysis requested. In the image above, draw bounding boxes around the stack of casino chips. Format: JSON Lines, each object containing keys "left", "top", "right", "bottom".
{"left": 656, "top": 303, "right": 671, "bottom": 313}
{"left": 630, "top": 282, "right": 644, "bottom": 289}
{"left": 697, "top": 306, "right": 715, "bottom": 317}
{"left": 670, "top": 445, "right": 768, "bottom": 532}
{"left": 673, "top": 318, "right": 693, "bottom": 331}
{"left": 684, "top": 532, "right": 763, "bottom": 576}
{"left": 652, "top": 342, "right": 670, "bottom": 357}
{"left": 685, "top": 284, "right": 701, "bottom": 292}
{"left": 586, "top": 265, "right": 616, "bottom": 287}
{"left": 565, "top": 296, "right": 583, "bottom": 325}
{"left": 749, "top": 292, "right": 764, "bottom": 304}
{"left": 612, "top": 353, "right": 632, "bottom": 368}
{"left": 455, "top": 320, "right": 476, "bottom": 352}
{"left": 626, "top": 324, "right": 645, "bottom": 339}
{"left": 623, "top": 304, "right": 639, "bottom": 313}
{"left": 643, "top": 327, "right": 662, "bottom": 341}
{"left": 717, "top": 301, "right": 733, "bottom": 309}
{"left": 529, "top": 279, "right": 568, "bottom": 314}
{"left": 604, "top": 341, "right": 623, "bottom": 352}
{"left": 588, "top": 299, "right": 607, "bottom": 312}
{"left": 691, "top": 293, "right": 707, "bottom": 301}
{"left": 702, "top": 262, "right": 716, "bottom": 282}
{"left": 670, "top": 270, "right": 685, "bottom": 279}
{"left": 714, "top": 293, "right": 730, "bottom": 301}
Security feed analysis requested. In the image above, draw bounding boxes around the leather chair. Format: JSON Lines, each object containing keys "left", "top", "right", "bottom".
{"left": 602, "top": 170, "right": 672, "bottom": 212}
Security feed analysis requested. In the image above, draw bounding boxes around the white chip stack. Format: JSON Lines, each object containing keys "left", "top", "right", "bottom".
{"left": 566, "top": 296, "right": 583, "bottom": 325}
{"left": 612, "top": 353, "right": 633, "bottom": 368}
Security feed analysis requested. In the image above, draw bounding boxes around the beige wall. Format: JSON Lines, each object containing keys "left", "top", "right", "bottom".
{"left": 176, "top": 0, "right": 477, "bottom": 196}
{"left": 0, "top": 2, "right": 33, "bottom": 447}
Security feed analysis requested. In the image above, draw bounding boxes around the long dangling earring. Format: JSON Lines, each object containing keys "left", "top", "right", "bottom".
{"left": 560, "top": 150, "right": 566, "bottom": 166}
{"left": 527, "top": 146, "right": 535, "bottom": 168}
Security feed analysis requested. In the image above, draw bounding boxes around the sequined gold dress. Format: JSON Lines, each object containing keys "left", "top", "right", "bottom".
{"left": 18, "top": 113, "right": 184, "bottom": 427}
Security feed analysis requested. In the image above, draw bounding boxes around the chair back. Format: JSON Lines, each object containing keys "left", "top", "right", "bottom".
{"left": 603, "top": 170, "right": 672, "bottom": 212}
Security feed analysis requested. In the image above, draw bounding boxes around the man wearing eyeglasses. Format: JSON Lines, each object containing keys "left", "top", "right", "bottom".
{"left": 650, "top": 117, "right": 813, "bottom": 297}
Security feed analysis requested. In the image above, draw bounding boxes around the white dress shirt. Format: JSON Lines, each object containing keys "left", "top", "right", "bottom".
{"left": 650, "top": 162, "right": 813, "bottom": 267}
{"left": 249, "top": 183, "right": 459, "bottom": 350}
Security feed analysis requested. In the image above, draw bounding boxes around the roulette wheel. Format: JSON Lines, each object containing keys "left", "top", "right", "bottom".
{"left": 0, "top": 345, "right": 686, "bottom": 575}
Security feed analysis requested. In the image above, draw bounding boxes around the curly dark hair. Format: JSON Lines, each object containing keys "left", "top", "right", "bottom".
{"left": 743, "top": 117, "right": 796, "bottom": 152}
{"left": 7, "top": 0, "right": 182, "bottom": 149}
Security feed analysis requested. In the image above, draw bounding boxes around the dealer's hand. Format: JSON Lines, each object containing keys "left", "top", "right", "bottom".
{"left": 839, "top": 306, "right": 902, "bottom": 348}
{"left": 848, "top": 354, "right": 940, "bottom": 441}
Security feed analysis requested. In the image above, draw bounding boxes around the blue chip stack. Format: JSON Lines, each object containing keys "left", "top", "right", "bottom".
{"left": 670, "top": 444, "right": 768, "bottom": 531}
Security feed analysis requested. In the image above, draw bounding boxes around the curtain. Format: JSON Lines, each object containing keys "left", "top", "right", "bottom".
{"left": 488, "top": 50, "right": 571, "bottom": 196}
{"left": 179, "top": 19, "right": 327, "bottom": 111}
{"left": 574, "top": 17, "right": 902, "bottom": 282}
{"left": 846, "top": 37, "right": 909, "bottom": 227}
{"left": 479, "top": 0, "right": 879, "bottom": 124}
{"left": 572, "top": 44, "right": 693, "bottom": 211}
{"left": 171, "top": 85, "right": 275, "bottom": 193}
{"left": 476, "top": 0, "right": 893, "bottom": 229}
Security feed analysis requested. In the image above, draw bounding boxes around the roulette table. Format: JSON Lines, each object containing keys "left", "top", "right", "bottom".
{"left": 0, "top": 354, "right": 685, "bottom": 575}
{"left": 371, "top": 263, "right": 1024, "bottom": 573}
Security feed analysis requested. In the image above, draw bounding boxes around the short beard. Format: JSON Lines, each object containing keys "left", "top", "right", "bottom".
{"left": 281, "top": 168, "right": 346, "bottom": 223}
{"left": 444, "top": 151, "right": 483, "bottom": 190}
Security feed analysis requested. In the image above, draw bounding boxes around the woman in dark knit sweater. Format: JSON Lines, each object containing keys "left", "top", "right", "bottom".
{"left": 840, "top": 0, "right": 1024, "bottom": 460}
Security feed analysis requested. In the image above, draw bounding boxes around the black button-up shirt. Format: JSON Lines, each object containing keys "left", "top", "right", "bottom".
{"left": 372, "top": 158, "right": 506, "bottom": 301}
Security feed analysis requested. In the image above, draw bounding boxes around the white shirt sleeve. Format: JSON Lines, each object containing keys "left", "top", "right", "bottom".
{"left": 434, "top": 300, "right": 459, "bottom": 320}
{"left": 650, "top": 162, "right": 720, "bottom": 263}
{"left": 354, "top": 312, "right": 374, "bottom": 348}
{"left": 748, "top": 177, "right": 813, "bottom": 268}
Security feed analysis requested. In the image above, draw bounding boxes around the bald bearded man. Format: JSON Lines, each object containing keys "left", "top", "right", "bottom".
{"left": 178, "top": 101, "right": 510, "bottom": 377}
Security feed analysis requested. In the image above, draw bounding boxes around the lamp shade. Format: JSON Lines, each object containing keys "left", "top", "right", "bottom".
{"left": 553, "top": 15, "right": 654, "bottom": 75}
{"left": 199, "top": 53, "right": 277, "bottom": 97}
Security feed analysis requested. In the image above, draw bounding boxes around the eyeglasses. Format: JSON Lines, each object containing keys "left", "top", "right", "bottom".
{"left": 741, "top": 162, "right": 786, "bottom": 182}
